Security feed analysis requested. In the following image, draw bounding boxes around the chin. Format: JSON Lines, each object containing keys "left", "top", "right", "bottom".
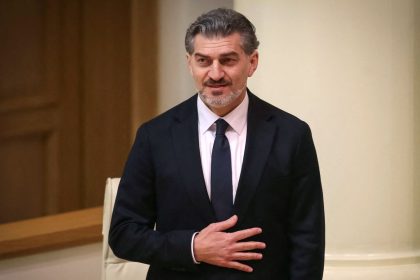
{"left": 199, "top": 90, "right": 240, "bottom": 108}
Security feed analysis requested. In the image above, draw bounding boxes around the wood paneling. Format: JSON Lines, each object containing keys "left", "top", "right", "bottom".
{"left": 0, "top": 136, "right": 46, "bottom": 222}
{"left": 0, "top": 0, "right": 45, "bottom": 99}
{"left": 56, "top": 0, "right": 82, "bottom": 213}
{"left": 0, "top": 0, "right": 158, "bottom": 223}
{"left": 0, "top": 207, "right": 102, "bottom": 259}
{"left": 82, "top": 0, "right": 132, "bottom": 207}
{"left": 0, "top": 0, "right": 57, "bottom": 112}
{"left": 0, "top": 0, "right": 66, "bottom": 223}
{"left": 131, "top": 0, "right": 158, "bottom": 136}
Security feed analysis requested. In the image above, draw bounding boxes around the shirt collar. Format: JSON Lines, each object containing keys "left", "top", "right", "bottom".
{"left": 197, "top": 92, "right": 249, "bottom": 135}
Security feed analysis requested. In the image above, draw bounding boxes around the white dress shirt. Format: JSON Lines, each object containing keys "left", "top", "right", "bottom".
{"left": 191, "top": 93, "right": 249, "bottom": 263}
{"left": 197, "top": 93, "right": 248, "bottom": 202}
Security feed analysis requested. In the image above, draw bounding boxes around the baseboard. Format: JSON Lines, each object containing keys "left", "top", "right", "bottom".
{"left": 324, "top": 251, "right": 420, "bottom": 279}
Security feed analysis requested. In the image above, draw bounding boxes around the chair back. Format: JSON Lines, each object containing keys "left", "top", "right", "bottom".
{"left": 102, "top": 178, "right": 149, "bottom": 280}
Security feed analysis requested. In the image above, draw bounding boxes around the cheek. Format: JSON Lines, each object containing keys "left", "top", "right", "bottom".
{"left": 231, "top": 70, "right": 248, "bottom": 85}
{"left": 192, "top": 70, "right": 207, "bottom": 83}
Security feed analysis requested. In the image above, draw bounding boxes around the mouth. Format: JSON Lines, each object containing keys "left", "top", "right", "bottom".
{"left": 202, "top": 79, "right": 231, "bottom": 96}
{"left": 204, "top": 85, "right": 227, "bottom": 96}
{"left": 204, "top": 79, "right": 230, "bottom": 89}
{"left": 207, "top": 84, "right": 227, "bottom": 89}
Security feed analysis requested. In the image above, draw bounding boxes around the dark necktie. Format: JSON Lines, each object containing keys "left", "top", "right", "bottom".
{"left": 211, "top": 119, "right": 233, "bottom": 221}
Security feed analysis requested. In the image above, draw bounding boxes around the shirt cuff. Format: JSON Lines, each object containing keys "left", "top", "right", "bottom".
{"left": 191, "top": 232, "right": 200, "bottom": 264}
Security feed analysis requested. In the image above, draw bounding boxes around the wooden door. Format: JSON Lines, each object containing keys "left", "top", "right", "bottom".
{"left": 0, "top": 0, "right": 157, "bottom": 223}
{"left": 0, "top": 0, "right": 82, "bottom": 223}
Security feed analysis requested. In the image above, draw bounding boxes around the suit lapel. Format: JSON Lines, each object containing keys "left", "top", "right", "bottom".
{"left": 170, "top": 93, "right": 276, "bottom": 224}
{"left": 234, "top": 93, "right": 276, "bottom": 222}
{"left": 171, "top": 95, "right": 215, "bottom": 223}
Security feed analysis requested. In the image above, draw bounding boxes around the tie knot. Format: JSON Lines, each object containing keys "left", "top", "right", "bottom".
{"left": 215, "top": 119, "right": 229, "bottom": 135}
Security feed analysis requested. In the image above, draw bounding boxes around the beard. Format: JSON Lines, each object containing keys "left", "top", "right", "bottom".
{"left": 198, "top": 78, "right": 246, "bottom": 108}
{"left": 198, "top": 89, "right": 242, "bottom": 108}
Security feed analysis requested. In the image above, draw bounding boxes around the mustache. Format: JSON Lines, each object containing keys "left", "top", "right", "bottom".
{"left": 203, "top": 79, "right": 231, "bottom": 87}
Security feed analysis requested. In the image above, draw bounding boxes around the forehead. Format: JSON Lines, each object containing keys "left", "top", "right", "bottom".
{"left": 192, "top": 33, "right": 245, "bottom": 56}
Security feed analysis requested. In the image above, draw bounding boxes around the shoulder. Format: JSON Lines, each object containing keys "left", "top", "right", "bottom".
{"left": 134, "top": 94, "right": 197, "bottom": 136}
{"left": 249, "top": 91, "right": 310, "bottom": 134}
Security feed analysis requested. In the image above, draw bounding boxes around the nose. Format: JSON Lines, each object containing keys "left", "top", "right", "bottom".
{"left": 208, "top": 62, "right": 224, "bottom": 81}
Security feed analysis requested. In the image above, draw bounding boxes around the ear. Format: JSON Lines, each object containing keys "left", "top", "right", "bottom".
{"left": 186, "top": 53, "right": 193, "bottom": 75}
{"left": 248, "top": 51, "right": 259, "bottom": 77}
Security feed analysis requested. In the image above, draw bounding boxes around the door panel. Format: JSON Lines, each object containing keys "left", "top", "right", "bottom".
{"left": 0, "top": 0, "right": 157, "bottom": 223}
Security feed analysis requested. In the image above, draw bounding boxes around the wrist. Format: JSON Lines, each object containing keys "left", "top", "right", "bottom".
{"left": 191, "top": 232, "right": 201, "bottom": 264}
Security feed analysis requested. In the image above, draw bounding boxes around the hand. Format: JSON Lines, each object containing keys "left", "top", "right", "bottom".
{"left": 193, "top": 215, "right": 265, "bottom": 272}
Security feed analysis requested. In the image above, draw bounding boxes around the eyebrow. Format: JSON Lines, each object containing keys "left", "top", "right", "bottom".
{"left": 194, "top": 51, "right": 240, "bottom": 59}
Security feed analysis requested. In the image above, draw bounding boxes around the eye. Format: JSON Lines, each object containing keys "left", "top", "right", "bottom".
{"left": 196, "top": 57, "right": 209, "bottom": 66}
{"left": 220, "top": 57, "right": 237, "bottom": 66}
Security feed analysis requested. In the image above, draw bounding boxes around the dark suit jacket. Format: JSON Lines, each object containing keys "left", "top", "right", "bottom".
{"left": 109, "top": 92, "right": 325, "bottom": 280}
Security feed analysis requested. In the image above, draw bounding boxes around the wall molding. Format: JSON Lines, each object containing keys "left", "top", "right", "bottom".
{"left": 0, "top": 207, "right": 102, "bottom": 260}
{"left": 326, "top": 251, "right": 420, "bottom": 266}
{"left": 325, "top": 251, "right": 420, "bottom": 279}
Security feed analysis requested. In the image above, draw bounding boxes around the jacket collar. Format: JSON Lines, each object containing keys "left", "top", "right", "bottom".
{"left": 171, "top": 91, "right": 276, "bottom": 224}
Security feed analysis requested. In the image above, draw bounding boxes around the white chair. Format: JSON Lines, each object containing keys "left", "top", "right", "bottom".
{"left": 102, "top": 178, "right": 149, "bottom": 280}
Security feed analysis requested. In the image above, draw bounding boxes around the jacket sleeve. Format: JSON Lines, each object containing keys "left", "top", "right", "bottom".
{"left": 288, "top": 122, "right": 325, "bottom": 279}
{"left": 108, "top": 124, "right": 197, "bottom": 271}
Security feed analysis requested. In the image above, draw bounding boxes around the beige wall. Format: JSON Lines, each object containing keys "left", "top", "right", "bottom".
{"left": 235, "top": 0, "right": 419, "bottom": 278}
{"left": 157, "top": 0, "right": 233, "bottom": 112}
{"left": 0, "top": 243, "right": 102, "bottom": 280}
{"left": 236, "top": 0, "right": 415, "bottom": 251}
{"left": 414, "top": 0, "right": 420, "bottom": 250}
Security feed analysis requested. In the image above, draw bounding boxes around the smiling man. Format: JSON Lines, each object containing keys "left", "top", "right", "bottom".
{"left": 187, "top": 32, "right": 257, "bottom": 116}
{"left": 109, "top": 8, "right": 325, "bottom": 280}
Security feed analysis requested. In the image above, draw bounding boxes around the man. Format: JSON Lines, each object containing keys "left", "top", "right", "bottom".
{"left": 109, "top": 8, "right": 325, "bottom": 280}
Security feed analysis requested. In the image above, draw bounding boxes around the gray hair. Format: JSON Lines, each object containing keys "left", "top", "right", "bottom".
{"left": 185, "top": 8, "right": 259, "bottom": 55}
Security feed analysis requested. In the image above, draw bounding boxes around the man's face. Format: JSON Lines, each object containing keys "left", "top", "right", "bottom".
{"left": 187, "top": 33, "right": 258, "bottom": 116}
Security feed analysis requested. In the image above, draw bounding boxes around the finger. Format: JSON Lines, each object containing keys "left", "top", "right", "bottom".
{"left": 231, "top": 227, "right": 262, "bottom": 241}
{"left": 230, "top": 252, "right": 263, "bottom": 261}
{"left": 208, "top": 215, "right": 238, "bottom": 232}
{"left": 223, "top": 261, "right": 253, "bottom": 273}
{"left": 232, "top": 241, "right": 266, "bottom": 251}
